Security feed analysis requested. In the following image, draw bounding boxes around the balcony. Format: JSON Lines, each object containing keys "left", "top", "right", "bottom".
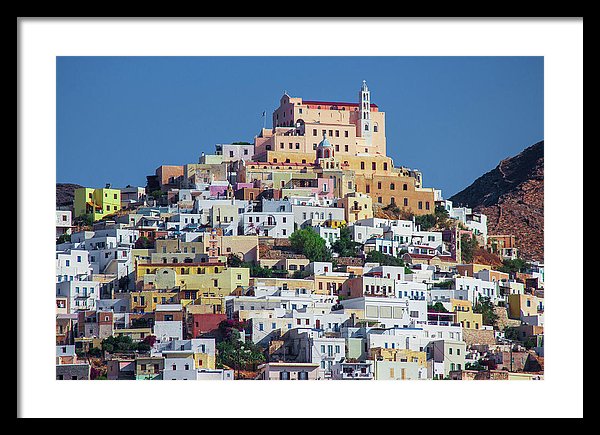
{"left": 342, "top": 372, "right": 373, "bottom": 379}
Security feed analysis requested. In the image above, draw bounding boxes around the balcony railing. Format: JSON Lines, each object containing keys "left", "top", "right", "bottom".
{"left": 342, "top": 372, "right": 373, "bottom": 379}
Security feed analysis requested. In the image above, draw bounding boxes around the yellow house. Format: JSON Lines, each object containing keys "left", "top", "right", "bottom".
{"left": 323, "top": 219, "right": 347, "bottom": 229}
{"left": 113, "top": 328, "right": 153, "bottom": 341}
{"left": 74, "top": 187, "right": 121, "bottom": 221}
{"left": 127, "top": 290, "right": 180, "bottom": 313}
{"left": 162, "top": 350, "right": 216, "bottom": 370}
{"left": 371, "top": 347, "right": 427, "bottom": 367}
{"left": 314, "top": 274, "right": 349, "bottom": 296}
{"left": 451, "top": 299, "right": 483, "bottom": 330}
{"left": 339, "top": 192, "right": 373, "bottom": 224}
{"left": 508, "top": 293, "right": 544, "bottom": 320}
{"left": 249, "top": 277, "right": 315, "bottom": 295}
{"left": 135, "top": 262, "right": 250, "bottom": 303}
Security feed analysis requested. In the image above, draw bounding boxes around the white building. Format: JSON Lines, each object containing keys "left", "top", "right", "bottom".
{"left": 315, "top": 226, "right": 340, "bottom": 248}
{"left": 450, "top": 207, "right": 488, "bottom": 241}
{"left": 292, "top": 204, "right": 345, "bottom": 228}
{"left": 56, "top": 279, "right": 101, "bottom": 313}
{"left": 153, "top": 304, "right": 184, "bottom": 342}
{"left": 241, "top": 211, "right": 294, "bottom": 238}
{"left": 56, "top": 249, "right": 92, "bottom": 282}
{"left": 56, "top": 210, "right": 72, "bottom": 238}
{"left": 341, "top": 296, "right": 427, "bottom": 329}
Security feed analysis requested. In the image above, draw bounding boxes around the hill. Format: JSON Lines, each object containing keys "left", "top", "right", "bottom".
{"left": 449, "top": 141, "right": 544, "bottom": 262}
{"left": 56, "top": 183, "right": 83, "bottom": 208}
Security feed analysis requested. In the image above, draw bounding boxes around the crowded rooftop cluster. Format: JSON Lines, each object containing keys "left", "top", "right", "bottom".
{"left": 56, "top": 82, "right": 543, "bottom": 381}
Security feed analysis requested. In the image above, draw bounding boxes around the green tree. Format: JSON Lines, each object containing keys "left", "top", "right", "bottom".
{"left": 428, "top": 301, "right": 449, "bottom": 313}
{"left": 88, "top": 347, "right": 103, "bottom": 358}
{"left": 331, "top": 225, "right": 360, "bottom": 257}
{"left": 250, "top": 264, "right": 274, "bottom": 278}
{"left": 434, "top": 205, "right": 450, "bottom": 228}
{"left": 57, "top": 233, "right": 71, "bottom": 244}
{"left": 503, "top": 326, "right": 521, "bottom": 342}
{"left": 496, "top": 258, "right": 530, "bottom": 275}
{"left": 118, "top": 275, "right": 130, "bottom": 291}
{"left": 74, "top": 214, "right": 94, "bottom": 227}
{"left": 101, "top": 335, "right": 136, "bottom": 353}
{"left": 460, "top": 233, "right": 479, "bottom": 263}
{"left": 473, "top": 295, "right": 499, "bottom": 327}
{"left": 216, "top": 329, "right": 265, "bottom": 373}
{"left": 135, "top": 236, "right": 153, "bottom": 249}
{"left": 150, "top": 190, "right": 163, "bottom": 200}
{"left": 365, "top": 250, "right": 404, "bottom": 267}
{"left": 227, "top": 254, "right": 245, "bottom": 267}
{"left": 435, "top": 280, "right": 454, "bottom": 289}
{"left": 414, "top": 214, "right": 437, "bottom": 231}
{"left": 289, "top": 227, "right": 332, "bottom": 262}
{"left": 226, "top": 255, "right": 273, "bottom": 278}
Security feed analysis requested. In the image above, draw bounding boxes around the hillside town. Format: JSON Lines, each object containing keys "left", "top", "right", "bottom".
{"left": 55, "top": 81, "right": 544, "bottom": 381}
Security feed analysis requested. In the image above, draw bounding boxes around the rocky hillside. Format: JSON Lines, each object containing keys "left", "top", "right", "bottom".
{"left": 449, "top": 141, "right": 544, "bottom": 262}
{"left": 56, "top": 183, "right": 82, "bottom": 208}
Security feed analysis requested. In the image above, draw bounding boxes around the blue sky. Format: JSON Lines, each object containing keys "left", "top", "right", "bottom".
{"left": 57, "top": 56, "right": 543, "bottom": 197}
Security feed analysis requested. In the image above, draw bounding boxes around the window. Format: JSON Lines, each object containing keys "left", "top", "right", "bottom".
{"left": 344, "top": 145, "right": 349, "bottom": 152}
{"left": 403, "top": 183, "right": 408, "bottom": 191}
{"left": 344, "top": 130, "right": 349, "bottom": 137}
{"left": 425, "top": 201, "right": 430, "bottom": 210}
{"left": 372, "top": 162, "right": 376, "bottom": 170}
{"left": 418, "top": 201, "right": 423, "bottom": 210}
{"left": 361, "top": 162, "right": 365, "bottom": 170}
{"left": 313, "top": 129, "right": 317, "bottom": 136}
{"left": 390, "top": 183, "right": 395, "bottom": 190}
{"left": 449, "top": 348, "right": 453, "bottom": 355}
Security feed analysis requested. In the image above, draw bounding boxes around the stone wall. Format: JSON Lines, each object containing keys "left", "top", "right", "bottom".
{"left": 462, "top": 329, "right": 496, "bottom": 346}
{"left": 495, "top": 306, "right": 521, "bottom": 329}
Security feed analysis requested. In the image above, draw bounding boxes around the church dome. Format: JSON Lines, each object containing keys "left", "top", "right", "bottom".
{"left": 318, "top": 133, "right": 332, "bottom": 148}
